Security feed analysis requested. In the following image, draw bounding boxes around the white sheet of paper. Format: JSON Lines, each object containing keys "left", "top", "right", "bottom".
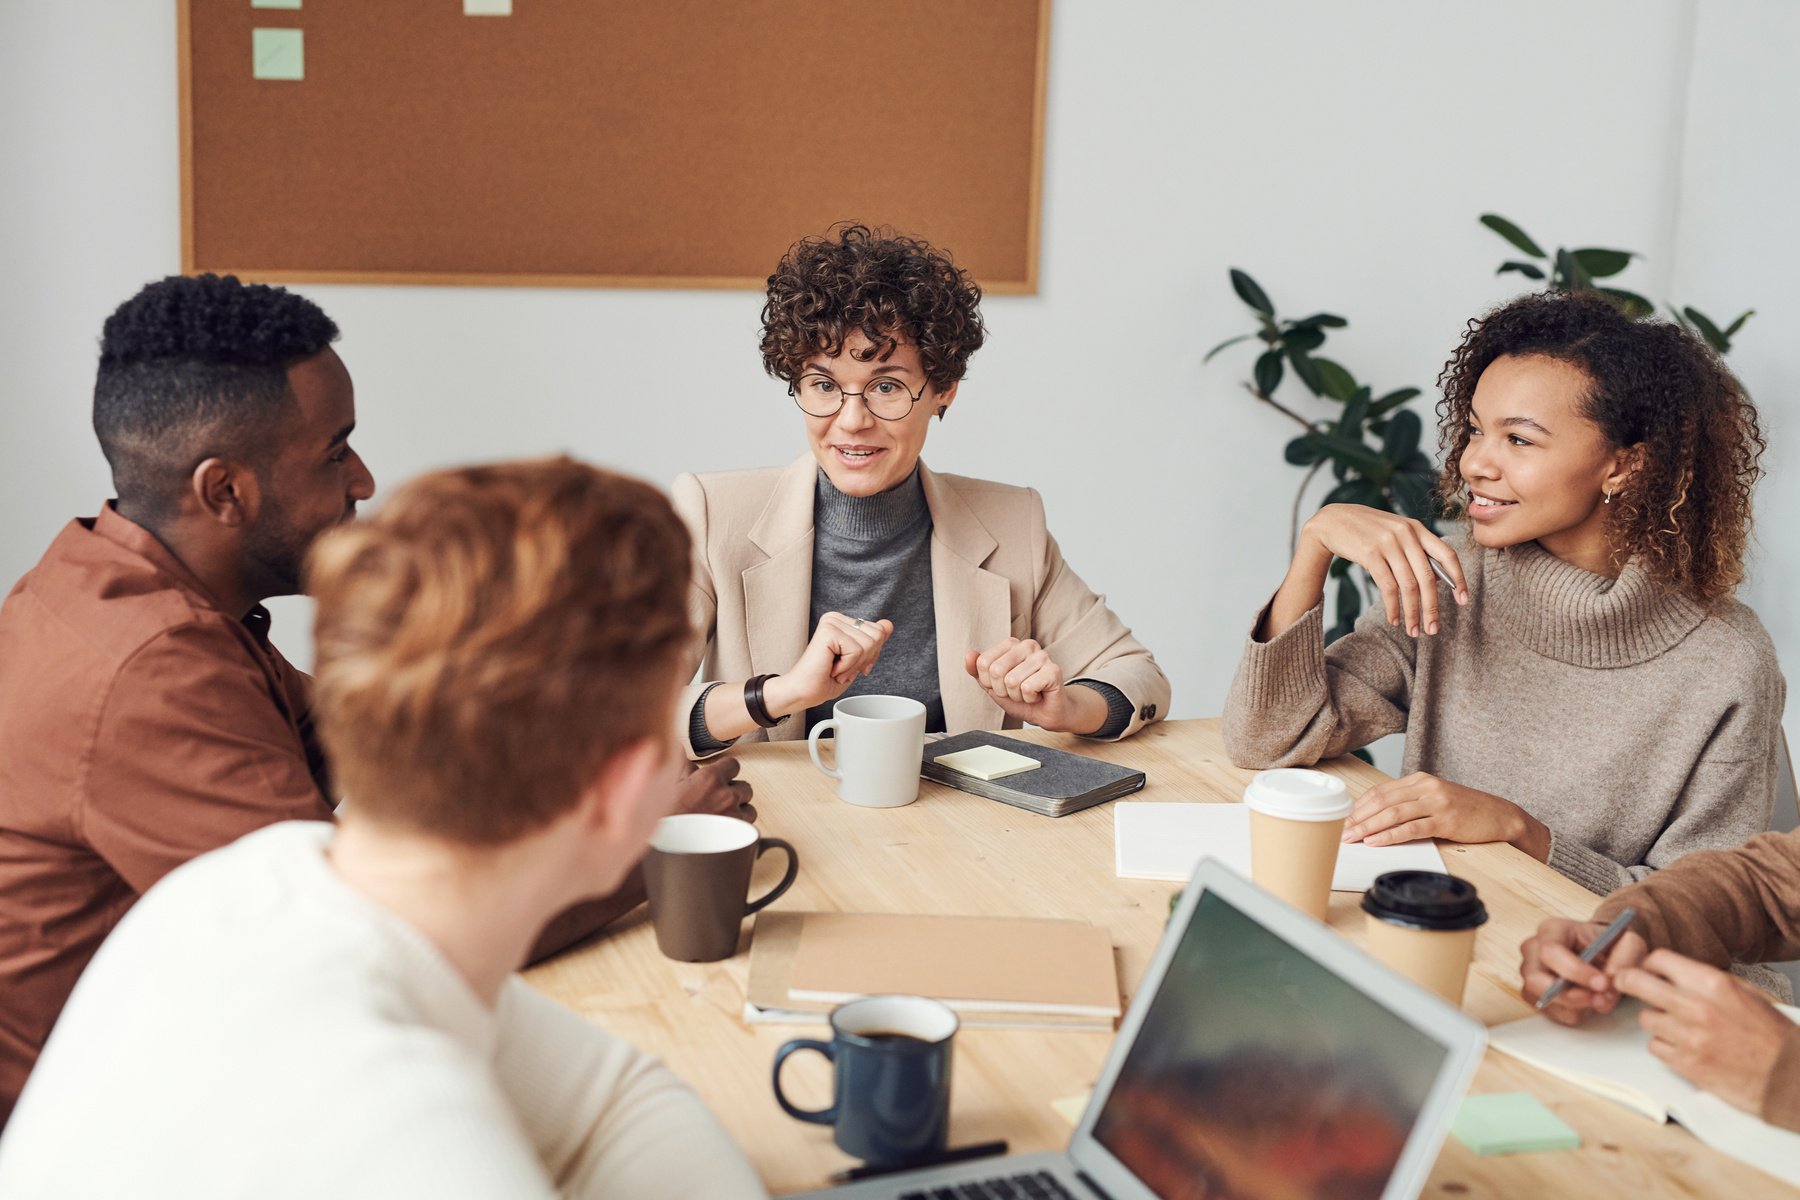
{"left": 1113, "top": 801, "right": 1445, "bottom": 890}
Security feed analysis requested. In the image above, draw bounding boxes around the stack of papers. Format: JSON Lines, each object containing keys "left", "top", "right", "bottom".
{"left": 1112, "top": 801, "right": 1446, "bottom": 890}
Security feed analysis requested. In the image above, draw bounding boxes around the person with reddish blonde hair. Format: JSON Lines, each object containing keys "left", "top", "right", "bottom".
{"left": 0, "top": 458, "right": 767, "bottom": 1199}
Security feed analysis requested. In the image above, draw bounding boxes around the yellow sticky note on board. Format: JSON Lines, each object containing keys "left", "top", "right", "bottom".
{"left": 935, "top": 745, "right": 1041, "bottom": 781}
{"left": 252, "top": 28, "right": 303, "bottom": 80}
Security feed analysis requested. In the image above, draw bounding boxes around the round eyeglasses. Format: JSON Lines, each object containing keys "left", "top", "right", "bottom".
{"left": 789, "top": 373, "right": 927, "bottom": 421}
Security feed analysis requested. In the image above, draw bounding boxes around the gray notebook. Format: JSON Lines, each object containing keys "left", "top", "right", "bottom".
{"left": 920, "top": 731, "right": 1146, "bottom": 818}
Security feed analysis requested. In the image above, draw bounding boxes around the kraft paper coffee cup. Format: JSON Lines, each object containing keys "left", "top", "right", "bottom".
{"left": 1361, "top": 871, "right": 1489, "bottom": 1005}
{"left": 1244, "top": 768, "right": 1352, "bottom": 921}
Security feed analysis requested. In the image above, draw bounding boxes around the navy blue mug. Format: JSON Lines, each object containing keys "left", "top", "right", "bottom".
{"left": 772, "top": 994, "right": 958, "bottom": 1165}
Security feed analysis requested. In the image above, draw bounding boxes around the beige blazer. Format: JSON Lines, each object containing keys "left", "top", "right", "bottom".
{"left": 672, "top": 454, "right": 1170, "bottom": 755}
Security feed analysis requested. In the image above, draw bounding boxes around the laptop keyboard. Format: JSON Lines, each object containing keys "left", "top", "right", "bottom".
{"left": 899, "top": 1170, "right": 1077, "bottom": 1200}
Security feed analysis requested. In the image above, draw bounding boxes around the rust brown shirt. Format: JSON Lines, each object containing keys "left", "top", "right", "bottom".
{"left": 0, "top": 505, "right": 333, "bottom": 1127}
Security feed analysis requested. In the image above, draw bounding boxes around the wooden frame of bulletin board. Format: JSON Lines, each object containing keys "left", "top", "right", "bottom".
{"left": 179, "top": 0, "right": 1050, "bottom": 293}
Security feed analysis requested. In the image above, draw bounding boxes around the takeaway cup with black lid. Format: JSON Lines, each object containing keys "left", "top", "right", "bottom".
{"left": 1361, "top": 870, "right": 1489, "bottom": 1005}
{"left": 1244, "top": 768, "right": 1352, "bottom": 920}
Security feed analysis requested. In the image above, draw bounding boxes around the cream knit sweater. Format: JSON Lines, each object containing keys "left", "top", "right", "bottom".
{"left": 0, "top": 823, "right": 767, "bottom": 1199}
{"left": 1224, "top": 539, "right": 1785, "bottom": 897}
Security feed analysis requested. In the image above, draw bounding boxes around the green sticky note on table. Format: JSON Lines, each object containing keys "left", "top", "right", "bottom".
{"left": 934, "top": 745, "right": 1041, "bottom": 781}
{"left": 1451, "top": 1093, "right": 1580, "bottom": 1155}
{"left": 252, "top": 28, "right": 304, "bottom": 81}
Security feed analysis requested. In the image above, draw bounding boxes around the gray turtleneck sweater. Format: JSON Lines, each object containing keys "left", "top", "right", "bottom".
{"left": 1222, "top": 537, "right": 1787, "bottom": 898}
{"left": 691, "top": 469, "right": 1132, "bottom": 751}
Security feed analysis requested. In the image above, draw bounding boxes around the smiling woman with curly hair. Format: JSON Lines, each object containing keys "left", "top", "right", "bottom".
{"left": 1225, "top": 290, "right": 1785, "bottom": 912}
{"left": 672, "top": 224, "right": 1169, "bottom": 755}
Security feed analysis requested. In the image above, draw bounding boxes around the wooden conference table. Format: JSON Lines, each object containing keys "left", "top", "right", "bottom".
{"left": 525, "top": 719, "right": 1777, "bottom": 1197}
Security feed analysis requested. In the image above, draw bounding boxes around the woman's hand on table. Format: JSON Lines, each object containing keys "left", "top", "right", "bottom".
{"left": 1616, "top": 949, "right": 1791, "bottom": 1116}
{"left": 963, "top": 638, "right": 1109, "bottom": 735}
{"left": 1519, "top": 917, "right": 1649, "bottom": 1024}
{"left": 1341, "top": 771, "right": 1552, "bottom": 860}
{"left": 674, "top": 756, "right": 756, "bottom": 823}
{"left": 761, "top": 612, "right": 895, "bottom": 718}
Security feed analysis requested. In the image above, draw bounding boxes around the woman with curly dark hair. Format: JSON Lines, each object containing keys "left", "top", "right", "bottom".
{"left": 1224, "top": 290, "right": 1785, "bottom": 900}
{"left": 673, "top": 224, "right": 1168, "bottom": 755}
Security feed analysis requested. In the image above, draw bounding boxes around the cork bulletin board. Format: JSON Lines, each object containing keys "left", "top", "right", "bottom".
{"left": 179, "top": 0, "right": 1050, "bottom": 292}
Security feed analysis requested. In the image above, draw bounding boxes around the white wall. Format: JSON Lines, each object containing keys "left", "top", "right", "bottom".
{"left": 3, "top": 1, "right": 1792, "bottom": 741}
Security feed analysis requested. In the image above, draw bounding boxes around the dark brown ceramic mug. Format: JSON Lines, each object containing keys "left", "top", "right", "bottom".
{"left": 643, "top": 813, "right": 798, "bottom": 962}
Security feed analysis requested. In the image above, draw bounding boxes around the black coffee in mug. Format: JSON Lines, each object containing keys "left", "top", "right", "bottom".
{"left": 772, "top": 994, "right": 958, "bottom": 1165}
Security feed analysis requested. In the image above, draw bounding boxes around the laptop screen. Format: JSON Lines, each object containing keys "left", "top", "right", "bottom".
{"left": 1090, "top": 889, "right": 1451, "bottom": 1200}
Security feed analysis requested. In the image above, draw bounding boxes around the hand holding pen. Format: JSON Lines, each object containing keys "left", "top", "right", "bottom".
{"left": 1519, "top": 909, "right": 1649, "bottom": 1025}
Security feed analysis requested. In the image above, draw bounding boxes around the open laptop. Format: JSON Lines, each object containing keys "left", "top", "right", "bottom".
{"left": 796, "top": 858, "right": 1486, "bottom": 1200}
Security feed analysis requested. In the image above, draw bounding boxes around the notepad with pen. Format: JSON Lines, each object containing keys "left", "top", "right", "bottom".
{"left": 921, "top": 731, "right": 1145, "bottom": 818}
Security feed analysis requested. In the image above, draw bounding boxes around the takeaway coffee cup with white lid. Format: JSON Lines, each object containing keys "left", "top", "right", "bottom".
{"left": 1243, "top": 768, "right": 1353, "bottom": 921}
{"left": 1361, "top": 870, "right": 1489, "bottom": 1005}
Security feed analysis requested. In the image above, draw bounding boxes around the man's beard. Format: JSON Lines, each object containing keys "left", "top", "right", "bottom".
{"left": 243, "top": 502, "right": 317, "bottom": 598}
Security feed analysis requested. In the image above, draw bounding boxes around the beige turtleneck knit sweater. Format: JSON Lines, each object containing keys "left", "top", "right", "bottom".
{"left": 1223, "top": 538, "right": 1786, "bottom": 897}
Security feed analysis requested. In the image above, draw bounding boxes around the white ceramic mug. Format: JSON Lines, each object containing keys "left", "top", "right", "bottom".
{"left": 807, "top": 695, "right": 927, "bottom": 808}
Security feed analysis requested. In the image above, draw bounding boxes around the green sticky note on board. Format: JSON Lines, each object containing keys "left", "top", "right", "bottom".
{"left": 1451, "top": 1093, "right": 1580, "bottom": 1155}
{"left": 251, "top": 0, "right": 302, "bottom": 10}
{"left": 252, "top": 28, "right": 304, "bottom": 81}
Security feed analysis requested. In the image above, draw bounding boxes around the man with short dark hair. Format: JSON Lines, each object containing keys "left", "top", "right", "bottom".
{"left": 0, "top": 274, "right": 748, "bottom": 1127}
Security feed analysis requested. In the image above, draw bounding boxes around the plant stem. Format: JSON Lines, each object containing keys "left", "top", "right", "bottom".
{"left": 1289, "top": 459, "right": 1326, "bottom": 554}
{"left": 1243, "top": 382, "right": 1317, "bottom": 430}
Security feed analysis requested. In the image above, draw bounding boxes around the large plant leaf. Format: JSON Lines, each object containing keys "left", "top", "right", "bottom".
{"left": 1323, "top": 478, "right": 1385, "bottom": 508}
{"left": 1496, "top": 261, "right": 1547, "bottom": 280}
{"left": 1310, "top": 430, "right": 1388, "bottom": 480}
{"left": 1253, "top": 348, "right": 1284, "bottom": 395}
{"left": 1203, "top": 333, "right": 1255, "bottom": 363}
{"left": 1391, "top": 470, "right": 1439, "bottom": 522}
{"left": 1480, "top": 213, "right": 1546, "bottom": 258}
{"left": 1336, "top": 387, "right": 1371, "bottom": 437}
{"left": 1314, "top": 357, "right": 1359, "bottom": 402}
{"left": 1401, "top": 449, "right": 1436, "bottom": 476}
{"left": 1231, "top": 269, "right": 1275, "bottom": 317}
{"left": 1382, "top": 408, "right": 1422, "bottom": 464}
{"left": 1368, "top": 387, "right": 1422, "bottom": 418}
{"left": 1599, "top": 288, "right": 1654, "bottom": 318}
{"left": 1327, "top": 576, "right": 1364, "bottom": 643}
{"left": 1288, "top": 312, "right": 1348, "bottom": 330}
{"left": 1287, "top": 347, "right": 1325, "bottom": 395}
{"left": 1682, "top": 307, "right": 1730, "bottom": 352}
{"left": 1572, "top": 248, "right": 1634, "bottom": 278}
{"left": 1281, "top": 326, "right": 1327, "bottom": 352}
{"left": 1284, "top": 433, "right": 1328, "bottom": 466}
{"left": 1555, "top": 248, "right": 1593, "bottom": 291}
{"left": 1724, "top": 309, "right": 1756, "bottom": 338}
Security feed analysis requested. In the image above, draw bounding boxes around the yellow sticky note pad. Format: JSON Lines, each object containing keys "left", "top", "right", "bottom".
{"left": 252, "top": 28, "right": 303, "bottom": 80}
{"left": 935, "top": 745, "right": 1041, "bottom": 782}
